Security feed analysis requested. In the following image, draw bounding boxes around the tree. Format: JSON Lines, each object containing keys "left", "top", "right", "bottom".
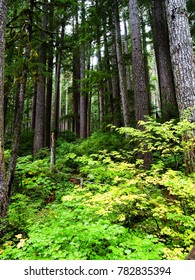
{"left": 128, "top": 0, "right": 150, "bottom": 125}
{"left": 152, "top": 0, "right": 178, "bottom": 121}
{"left": 165, "top": 0, "right": 195, "bottom": 172}
{"left": 7, "top": 2, "right": 33, "bottom": 196}
{"left": 45, "top": 2, "right": 54, "bottom": 147}
{"left": 165, "top": 0, "right": 195, "bottom": 118}
{"left": 33, "top": 0, "right": 47, "bottom": 154}
{"left": 53, "top": 17, "right": 65, "bottom": 136}
{"left": 79, "top": 0, "right": 88, "bottom": 138}
{"left": 72, "top": 7, "right": 80, "bottom": 136}
{"left": 0, "top": 0, "right": 8, "bottom": 217}
{"left": 113, "top": 0, "right": 131, "bottom": 127}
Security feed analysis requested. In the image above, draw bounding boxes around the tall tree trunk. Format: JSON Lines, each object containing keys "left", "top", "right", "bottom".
{"left": 0, "top": 0, "right": 8, "bottom": 218}
{"left": 97, "top": 33, "right": 104, "bottom": 128}
{"left": 79, "top": 0, "right": 88, "bottom": 138}
{"left": 80, "top": 48, "right": 88, "bottom": 138}
{"left": 165, "top": 0, "right": 195, "bottom": 173}
{"left": 33, "top": 1, "right": 47, "bottom": 154}
{"left": 153, "top": 0, "right": 178, "bottom": 121}
{"left": 110, "top": 38, "right": 121, "bottom": 127}
{"left": 45, "top": 2, "right": 54, "bottom": 147}
{"left": 53, "top": 20, "right": 65, "bottom": 136}
{"left": 129, "top": 0, "right": 152, "bottom": 168}
{"left": 129, "top": 0, "right": 150, "bottom": 125}
{"left": 165, "top": 0, "right": 195, "bottom": 118}
{"left": 7, "top": 2, "right": 33, "bottom": 195}
{"left": 122, "top": 8, "right": 132, "bottom": 92}
{"left": 7, "top": 70, "right": 28, "bottom": 196}
{"left": 114, "top": 0, "right": 131, "bottom": 127}
{"left": 72, "top": 12, "right": 80, "bottom": 136}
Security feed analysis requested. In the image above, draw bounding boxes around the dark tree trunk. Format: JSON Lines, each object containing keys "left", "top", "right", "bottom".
{"left": 0, "top": 0, "right": 8, "bottom": 218}
{"left": 7, "top": 71, "right": 28, "bottom": 196}
{"left": 152, "top": 0, "right": 178, "bottom": 121}
{"left": 45, "top": 3, "right": 54, "bottom": 147}
{"left": 129, "top": 0, "right": 150, "bottom": 124}
{"left": 80, "top": 48, "right": 88, "bottom": 138}
{"left": 72, "top": 10, "right": 80, "bottom": 136}
{"left": 33, "top": 2, "right": 47, "bottom": 154}
{"left": 79, "top": 0, "right": 88, "bottom": 138}
{"left": 110, "top": 37, "right": 121, "bottom": 127}
{"left": 114, "top": 0, "right": 131, "bottom": 127}
{"left": 7, "top": 2, "right": 33, "bottom": 196}
{"left": 122, "top": 8, "right": 132, "bottom": 92}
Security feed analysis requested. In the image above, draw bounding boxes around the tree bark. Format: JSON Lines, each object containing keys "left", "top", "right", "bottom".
{"left": 80, "top": 48, "right": 88, "bottom": 138}
{"left": 33, "top": 1, "right": 47, "bottom": 154}
{"left": 165, "top": 0, "right": 195, "bottom": 118}
{"left": 72, "top": 7, "right": 80, "bottom": 136}
{"left": 122, "top": 8, "right": 132, "bottom": 92}
{"left": 185, "top": 245, "right": 195, "bottom": 260}
{"left": 128, "top": 0, "right": 150, "bottom": 125}
{"left": 165, "top": 0, "right": 195, "bottom": 173}
{"left": 45, "top": 3, "right": 54, "bottom": 147}
{"left": 0, "top": 0, "right": 8, "bottom": 218}
{"left": 153, "top": 0, "right": 178, "bottom": 121}
{"left": 79, "top": 0, "right": 88, "bottom": 138}
{"left": 114, "top": 0, "right": 131, "bottom": 127}
{"left": 53, "top": 19, "right": 65, "bottom": 136}
{"left": 110, "top": 37, "right": 121, "bottom": 127}
{"left": 7, "top": 3, "right": 33, "bottom": 196}
{"left": 7, "top": 71, "right": 28, "bottom": 196}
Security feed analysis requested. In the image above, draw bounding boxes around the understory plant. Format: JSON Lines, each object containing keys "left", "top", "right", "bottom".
{"left": 1, "top": 117, "right": 195, "bottom": 260}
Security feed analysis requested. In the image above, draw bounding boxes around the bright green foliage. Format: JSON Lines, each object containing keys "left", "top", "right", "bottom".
{"left": 116, "top": 117, "right": 195, "bottom": 169}
{"left": 1, "top": 118, "right": 195, "bottom": 260}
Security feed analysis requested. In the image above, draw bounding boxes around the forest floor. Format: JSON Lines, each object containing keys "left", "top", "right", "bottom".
{"left": 1, "top": 127, "right": 195, "bottom": 260}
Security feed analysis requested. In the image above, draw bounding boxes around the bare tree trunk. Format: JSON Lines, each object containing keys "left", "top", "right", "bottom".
{"left": 65, "top": 83, "right": 69, "bottom": 131}
{"left": 165, "top": 0, "right": 195, "bottom": 118}
{"left": 122, "top": 8, "right": 132, "bottom": 92}
{"left": 129, "top": 0, "right": 152, "bottom": 168}
{"left": 79, "top": 0, "right": 88, "bottom": 138}
{"left": 7, "top": 71, "right": 28, "bottom": 196}
{"left": 72, "top": 11, "right": 80, "bottom": 136}
{"left": 152, "top": 0, "right": 178, "bottom": 121}
{"left": 0, "top": 0, "right": 8, "bottom": 218}
{"left": 80, "top": 48, "right": 88, "bottom": 138}
{"left": 110, "top": 39, "right": 121, "bottom": 127}
{"left": 33, "top": 2, "right": 47, "bottom": 154}
{"left": 50, "top": 132, "right": 56, "bottom": 170}
{"left": 114, "top": 0, "right": 131, "bottom": 127}
{"left": 53, "top": 19, "right": 65, "bottom": 136}
{"left": 129, "top": 0, "right": 150, "bottom": 124}
{"left": 45, "top": 3, "right": 54, "bottom": 147}
{"left": 7, "top": 3, "right": 33, "bottom": 195}
{"left": 165, "top": 0, "right": 195, "bottom": 173}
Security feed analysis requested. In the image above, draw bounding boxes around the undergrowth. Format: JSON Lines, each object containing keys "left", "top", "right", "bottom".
{"left": 0, "top": 118, "right": 195, "bottom": 260}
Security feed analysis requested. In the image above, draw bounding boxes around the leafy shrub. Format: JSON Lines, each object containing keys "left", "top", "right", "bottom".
{"left": 75, "top": 131, "right": 128, "bottom": 156}
{"left": 1, "top": 118, "right": 195, "bottom": 260}
{"left": 116, "top": 117, "right": 195, "bottom": 170}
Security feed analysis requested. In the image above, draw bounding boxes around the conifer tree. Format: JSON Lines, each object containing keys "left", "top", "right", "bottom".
{"left": 0, "top": 0, "right": 7, "bottom": 217}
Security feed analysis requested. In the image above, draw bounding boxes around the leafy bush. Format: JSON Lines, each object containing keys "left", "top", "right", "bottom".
{"left": 116, "top": 117, "right": 195, "bottom": 170}
{"left": 1, "top": 118, "right": 195, "bottom": 260}
{"left": 75, "top": 131, "right": 128, "bottom": 156}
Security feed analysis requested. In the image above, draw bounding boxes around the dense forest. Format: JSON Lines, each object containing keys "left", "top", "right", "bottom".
{"left": 0, "top": 0, "right": 195, "bottom": 260}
